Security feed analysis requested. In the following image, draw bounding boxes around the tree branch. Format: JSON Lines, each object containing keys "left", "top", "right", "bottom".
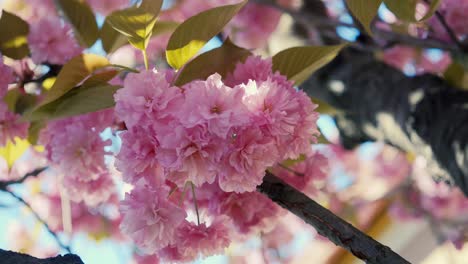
{"left": 303, "top": 48, "right": 468, "bottom": 195}
{"left": 0, "top": 249, "right": 83, "bottom": 264}
{"left": 4, "top": 189, "right": 72, "bottom": 253}
{"left": 258, "top": 173, "right": 410, "bottom": 264}
{"left": 0, "top": 167, "right": 48, "bottom": 190}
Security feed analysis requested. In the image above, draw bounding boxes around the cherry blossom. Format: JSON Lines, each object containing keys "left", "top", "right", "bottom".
{"left": 120, "top": 183, "right": 187, "bottom": 253}
{"left": 27, "top": 17, "right": 82, "bottom": 65}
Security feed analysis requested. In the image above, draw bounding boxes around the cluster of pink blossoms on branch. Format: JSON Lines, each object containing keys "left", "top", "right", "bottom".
{"left": 114, "top": 55, "right": 322, "bottom": 260}
{"left": 0, "top": 57, "right": 28, "bottom": 146}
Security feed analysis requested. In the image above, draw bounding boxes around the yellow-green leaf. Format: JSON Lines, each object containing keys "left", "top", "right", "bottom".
{"left": 81, "top": 69, "right": 120, "bottom": 88}
{"left": 28, "top": 84, "right": 121, "bottom": 121}
{"left": 175, "top": 38, "right": 251, "bottom": 86}
{"left": 38, "top": 54, "right": 110, "bottom": 107}
{"left": 53, "top": 84, "right": 121, "bottom": 119}
{"left": 3, "top": 88, "right": 21, "bottom": 112}
{"left": 100, "top": 17, "right": 130, "bottom": 53}
{"left": 152, "top": 21, "right": 179, "bottom": 36}
{"left": 107, "top": 0, "right": 163, "bottom": 50}
{"left": 346, "top": 0, "right": 383, "bottom": 35}
{"left": 27, "top": 121, "right": 46, "bottom": 145}
{"left": 384, "top": 0, "right": 417, "bottom": 22}
{"left": 55, "top": 0, "right": 99, "bottom": 47}
{"left": 0, "top": 10, "right": 29, "bottom": 59}
{"left": 4, "top": 88, "right": 37, "bottom": 114}
{"left": 166, "top": 0, "right": 247, "bottom": 69}
{"left": 444, "top": 62, "right": 468, "bottom": 90}
{"left": 272, "top": 44, "right": 346, "bottom": 85}
{"left": 101, "top": 18, "right": 178, "bottom": 54}
{"left": 0, "top": 137, "right": 30, "bottom": 169}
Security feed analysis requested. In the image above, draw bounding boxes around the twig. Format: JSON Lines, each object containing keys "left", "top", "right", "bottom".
{"left": 0, "top": 167, "right": 48, "bottom": 190}
{"left": 5, "top": 190, "right": 72, "bottom": 253}
{"left": 422, "top": 0, "right": 465, "bottom": 51}
{"left": 257, "top": 173, "right": 410, "bottom": 263}
{"left": 252, "top": 0, "right": 463, "bottom": 53}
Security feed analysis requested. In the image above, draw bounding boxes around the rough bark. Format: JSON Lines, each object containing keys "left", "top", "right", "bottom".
{"left": 303, "top": 48, "right": 468, "bottom": 195}
{"left": 0, "top": 249, "right": 83, "bottom": 264}
{"left": 258, "top": 173, "right": 410, "bottom": 264}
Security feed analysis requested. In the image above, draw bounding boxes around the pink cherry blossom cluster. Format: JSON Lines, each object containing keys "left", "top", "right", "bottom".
{"left": 271, "top": 151, "right": 329, "bottom": 196}
{"left": 390, "top": 156, "right": 468, "bottom": 249}
{"left": 382, "top": 45, "right": 451, "bottom": 75}
{"left": 161, "top": 1, "right": 282, "bottom": 49}
{"left": 27, "top": 17, "right": 83, "bottom": 65}
{"left": 115, "top": 55, "right": 320, "bottom": 261}
{"left": 86, "top": 0, "right": 129, "bottom": 15}
{"left": 0, "top": 57, "right": 28, "bottom": 146}
{"left": 40, "top": 110, "right": 116, "bottom": 206}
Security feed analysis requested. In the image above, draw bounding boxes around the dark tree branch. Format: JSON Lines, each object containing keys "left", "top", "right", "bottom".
{"left": 422, "top": 0, "right": 466, "bottom": 51}
{"left": 254, "top": 0, "right": 464, "bottom": 53}
{"left": 303, "top": 47, "right": 468, "bottom": 195}
{"left": 0, "top": 167, "right": 48, "bottom": 190}
{"left": 4, "top": 190, "right": 72, "bottom": 253}
{"left": 0, "top": 249, "right": 83, "bottom": 264}
{"left": 258, "top": 173, "right": 410, "bottom": 264}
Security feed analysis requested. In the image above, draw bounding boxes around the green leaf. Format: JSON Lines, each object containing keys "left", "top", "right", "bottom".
{"left": 444, "top": 62, "right": 468, "bottom": 90}
{"left": 384, "top": 0, "right": 417, "bottom": 22}
{"left": 55, "top": 0, "right": 99, "bottom": 47}
{"left": 0, "top": 11, "right": 29, "bottom": 59}
{"left": 166, "top": 0, "right": 247, "bottom": 69}
{"left": 100, "top": 17, "right": 131, "bottom": 53}
{"left": 346, "top": 0, "right": 383, "bottom": 35}
{"left": 152, "top": 21, "right": 179, "bottom": 36}
{"left": 107, "top": 0, "right": 163, "bottom": 50}
{"left": 3, "top": 88, "right": 21, "bottom": 112}
{"left": 175, "top": 38, "right": 251, "bottom": 86}
{"left": 54, "top": 84, "right": 121, "bottom": 119}
{"left": 37, "top": 54, "right": 110, "bottom": 107}
{"left": 100, "top": 18, "right": 178, "bottom": 54}
{"left": 81, "top": 69, "right": 120, "bottom": 88}
{"left": 4, "top": 89, "right": 37, "bottom": 114}
{"left": 27, "top": 121, "right": 46, "bottom": 145}
{"left": 0, "top": 137, "right": 30, "bottom": 169}
{"left": 272, "top": 44, "right": 346, "bottom": 85}
{"left": 28, "top": 84, "right": 121, "bottom": 121}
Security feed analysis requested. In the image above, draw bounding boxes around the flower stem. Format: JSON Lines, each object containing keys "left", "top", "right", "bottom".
{"left": 190, "top": 182, "right": 200, "bottom": 226}
{"left": 142, "top": 49, "right": 149, "bottom": 70}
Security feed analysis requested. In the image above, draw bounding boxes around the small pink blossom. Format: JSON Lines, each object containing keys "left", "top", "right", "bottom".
{"left": 0, "top": 104, "right": 29, "bottom": 146}
{"left": 274, "top": 151, "right": 329, "bottom": 194}
{"left": 115, "top": 127, "right": 163, "bottom": 185}
{"left": 212, "top": 191, "right": 283, "bottom": 234}
{"left": 180, "top": 74, "right": 249, "bottom": 138}
{"left": 157, "top": 124, "right": 223, "bottom": 187}
{"left": 41, "top": 110, "right": 114, "bottom": 205}
{"left": 86, "top": 0, "right": 129, "bottom": 15}
{"left": 242, "top": 78, "right": 318, "bottom": 159}
{"left": 0, "top": 56, "right": 14, "bottom": 96}
{"left": 176, "top": 217, "right": 231, "bottom": 259}
{"left": 120, "top": 183, "right": 186, "bottom": 253}
{"left": 227, "top": 3, "right": 282, "bottom": 49}
{"left": 114, "top": 69, "right": 183, "bottom": 129}
{"left": 218, "top": 126, "right": 279, "bottom": 193}
{"left": 28, "top": 17, "right": 82, "bottom": 65}
{"left": 63, "top": 171, "right": 115, "bottom": 206}
{"left": 132, "top": 253, "right": 160, "bottom": 264}
{"left": 225, "top": 56, "right": 288, "bottom": 87}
